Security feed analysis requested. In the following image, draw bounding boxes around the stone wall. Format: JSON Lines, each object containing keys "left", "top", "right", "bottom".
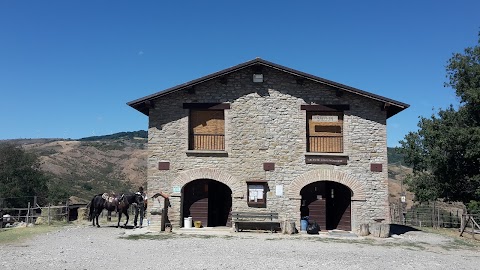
{"left": 145, "top": 66, "right": 389, "bottom": 233}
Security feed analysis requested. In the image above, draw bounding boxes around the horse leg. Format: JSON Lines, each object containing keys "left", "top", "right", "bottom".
{"left": 91, "top": 209, "right": 97, "bottom": 227}
{"left": 96, "top": 214, "right": 100, "bottom": 228}
{"left": 95, "top": 210, "right": 100, "bottom": 228}
{"left": 124, "top": 211, "right": 129, "bottom": 228}
{"left": 117, "top": 212, "right": 121, "bottom": 228}
{"left": 133, "top": 205, "right": 139, "bottom": 228}
{"left": 91, "top": 210, "right": 96, "bottom": 227}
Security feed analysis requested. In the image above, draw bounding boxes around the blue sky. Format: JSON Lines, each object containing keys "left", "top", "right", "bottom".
{"left": 0, "top": 1, "right": 478, "bottom": 146}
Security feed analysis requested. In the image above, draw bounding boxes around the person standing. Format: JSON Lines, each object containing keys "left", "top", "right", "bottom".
{"left": 134, "top": 186, "right": 148, "bottom": 228}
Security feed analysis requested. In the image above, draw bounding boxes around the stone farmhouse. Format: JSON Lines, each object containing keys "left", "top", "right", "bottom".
{"left": 127, "top": 58, "right": 409, "bottom": 233}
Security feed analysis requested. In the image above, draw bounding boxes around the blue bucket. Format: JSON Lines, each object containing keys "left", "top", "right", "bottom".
{"left": 300, "top": 219, "right": 308, "bottom": 231}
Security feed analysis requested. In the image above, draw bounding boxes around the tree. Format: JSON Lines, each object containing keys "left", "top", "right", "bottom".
{"left": 0, "top": 143, "right": 50, "bottom": 207}
{"left": 400, "top": 34, "right": 480, "bottom": 209}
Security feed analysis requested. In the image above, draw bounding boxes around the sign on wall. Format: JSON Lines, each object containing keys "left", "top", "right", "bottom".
{"left": 275, "top": 185, "right": 283, "bottom": 196}
{"left": 305, "top": 155, "right": 348, "bottom": 165}
{"left": 312, "top": 115, "right": 338, "bottom": 122}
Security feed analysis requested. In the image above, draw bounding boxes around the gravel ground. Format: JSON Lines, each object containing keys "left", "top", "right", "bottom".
{"left": 1, "top": 224, "right": 479, "bottom": 270}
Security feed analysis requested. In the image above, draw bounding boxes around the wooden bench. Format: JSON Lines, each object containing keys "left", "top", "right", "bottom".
{"left": 232, "top": 212, "right": 280, "bottom": 233}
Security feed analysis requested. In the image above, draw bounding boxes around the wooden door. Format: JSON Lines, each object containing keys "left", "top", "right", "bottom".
{"left": 208, "top": 180, "right": 232, "bottom": 227}
{"left": 326, "top": 182, "right": 351, "bottom": 231}
{"left": 308, "top": 199, "right": 326, "bottom": 230}
{"left": 184, "top": 180, "right": 209, "bottom": 227}
{"left": 302, "top": 181, "right": 351, "bottom": 231}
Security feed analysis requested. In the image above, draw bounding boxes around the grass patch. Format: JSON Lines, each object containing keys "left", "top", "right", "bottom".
{"left": 0, "top": 225, "right": 62, "bottom": 244}
{"left": 123, "top": 233, "right": 176, "bottom": 241}
{"left": 416, "top": 227, "right": 480, "bottom": 250}
{"left": 305, "top": 236, "right": 428, "bottom": 250}
{"left": 441, "top": 238, "right": 478, "bottom": 251}
{"left": 123, "top": 233, "right": 222, "bottom": 241}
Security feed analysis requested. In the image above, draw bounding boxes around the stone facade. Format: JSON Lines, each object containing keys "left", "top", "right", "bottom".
{"left": 129, "top": 59, "right": 408, "bottom": 233}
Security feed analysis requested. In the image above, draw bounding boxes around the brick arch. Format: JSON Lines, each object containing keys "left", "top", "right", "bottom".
{"left": 288, "top": 169, "right": 366, "bottom": 200}
{"left": 171, "top": 168, "right": 243, "bottom": 197}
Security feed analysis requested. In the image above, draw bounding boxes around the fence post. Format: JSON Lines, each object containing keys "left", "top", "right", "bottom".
{"left": 26, "top": 202, "right": 30, "bottom": 224}
{"left": 472, "top": 218, "right": 475, "bottom": 239}
{"left": 66, "top": 200, "right": 69, "bottom": 222}
{"left": 415, "top": 209, "right": 418, "bottom": 226}
{"left": 438, "top": 207, "right": 440, "bottom": 228}
{"left": 48, "top": 204, "right": 51, "bottom": 226}
{"left": 398, "top": 202, "right": 402, "bottom": 224}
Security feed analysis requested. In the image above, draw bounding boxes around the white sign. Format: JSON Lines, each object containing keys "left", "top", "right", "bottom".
{"left": 172, "top": 186, "right": 181, "bottom": 193}
{"left": 312, "top": 115, "right": 338, "bottom": 122}
{"left": 275, "top": 185, "right": 283, "bottom": 196}
{"left": 249, "top": 185, "right": 264, "bottom": 201}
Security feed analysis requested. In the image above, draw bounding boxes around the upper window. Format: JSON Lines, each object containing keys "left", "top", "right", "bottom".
{"left": 307, "top": 111, "right": 343, "bottom": 153}
{"left": 189, "top": 109, "right": 225, "bottom": 151}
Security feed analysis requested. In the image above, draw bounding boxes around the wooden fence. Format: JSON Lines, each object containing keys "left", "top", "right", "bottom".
{"left": 1, "top": 201, "right": 85, "bottom": 226}
{"left": 390, "top": 201, "right": 466, "bottom": 228}
{"left": 390, "top": 201, "right": 480, "bottom": 239}
{"left": 460, "top": 215, "right": 480, "bottom": 239}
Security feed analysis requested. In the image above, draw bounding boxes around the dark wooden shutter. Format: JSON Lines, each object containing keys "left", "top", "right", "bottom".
{"left": 190, "top": 110, "right": 225, "bottom": 150}
{"left": 307, "top": 111, "right": 343, "bottom": 153}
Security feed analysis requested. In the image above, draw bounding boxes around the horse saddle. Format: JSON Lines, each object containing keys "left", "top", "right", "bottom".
{"left": 102, "top": 193, "right": 118, "bottom": 203}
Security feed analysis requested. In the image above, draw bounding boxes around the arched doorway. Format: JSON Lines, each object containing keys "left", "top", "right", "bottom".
{"left": 182, "top": 179, "right": 232, "bottom": 227}
{"left": 300, "top": 181, "right": 352, "bottom": 231}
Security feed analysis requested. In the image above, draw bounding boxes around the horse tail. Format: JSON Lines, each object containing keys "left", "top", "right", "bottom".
{"left": 88, "top": 196, "right": 95, "bottom": 221}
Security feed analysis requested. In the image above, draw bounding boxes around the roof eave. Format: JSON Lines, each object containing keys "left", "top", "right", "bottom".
{"left": 127, "top": 58, "right": 410, "bottom": 118}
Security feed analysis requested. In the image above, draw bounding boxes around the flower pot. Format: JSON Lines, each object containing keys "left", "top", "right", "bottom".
{"left": 194, "top": 221, "right": 202, "bottom": 228}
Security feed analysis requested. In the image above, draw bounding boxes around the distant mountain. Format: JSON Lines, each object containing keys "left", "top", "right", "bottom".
{"left": 6, "top": 133, "right": 411, "bottom": 205}
{"left": 79, "top": 130, "right": 147, "bottom": 141}
{"left": 387, "top": 147, "right": 414, "bottom": 208}
{"left": 387, "top": 147, "right": 408, "bottom": 167}
{"left": 11, "top": 131, "right": 148, "bottom": 203}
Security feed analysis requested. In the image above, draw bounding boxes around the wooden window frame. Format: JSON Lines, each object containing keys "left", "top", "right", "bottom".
{"left": 246, "top": 181, "right": 267, "bottom": 208}
{"left": 186, "top": 103, "right": 229, "bottom": 151}
{"left": 306, "top": 110, "right": 344, "bottom": 153}
{"left": 301, "top": 104, "right": 350, "bottom": 154}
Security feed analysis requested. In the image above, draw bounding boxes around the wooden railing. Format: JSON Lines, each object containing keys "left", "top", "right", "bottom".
{"left": 308, "top": 136, "right": 343, "bottom": 153}
{"left": 192, "top": 134, "right": 225, "bottom": 150}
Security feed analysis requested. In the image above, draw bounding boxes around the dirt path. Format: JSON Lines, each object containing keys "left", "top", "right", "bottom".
{"left": 1, "top": 225, "right": 479, "bottom": 270}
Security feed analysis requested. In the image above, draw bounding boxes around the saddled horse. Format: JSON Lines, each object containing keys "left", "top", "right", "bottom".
{"left": 89, "top": 192, "right": 143, "bottom": 228}
{"left": 88, "top": 193, "right": 120, "bottom": 228}
{"left": 116, "top": 193, "right": 144, "bottom": 228}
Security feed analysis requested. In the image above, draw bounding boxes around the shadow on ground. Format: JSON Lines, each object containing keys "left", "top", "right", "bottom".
{"left": 390, "top": 224, "right": 420, "bottom": 235}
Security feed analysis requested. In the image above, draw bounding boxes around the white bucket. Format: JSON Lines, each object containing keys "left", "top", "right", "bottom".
{"left": 184, "top": 217, "right": 192, "bottom": 228}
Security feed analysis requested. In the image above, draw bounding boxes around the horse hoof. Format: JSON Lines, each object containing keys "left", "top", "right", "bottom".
{"left": 97, "top": 225, "right": 100, "bottom": 228}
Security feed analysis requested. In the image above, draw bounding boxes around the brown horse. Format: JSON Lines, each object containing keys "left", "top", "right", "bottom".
{"left": 116, "top": 193, "right": 144, "bottom": 228}
{"left": 89, "top": 193, "right": 143, "bottom": 228}
{"left": 88, "top": 193, "right": 119, "bottom": 227}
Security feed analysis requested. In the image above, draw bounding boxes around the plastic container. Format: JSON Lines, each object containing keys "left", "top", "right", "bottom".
{"left": 300, "top": 219, "right": 308, "bottom": 231}
{"left": 184, "top": 217, "right": 192, "bottom": 228}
